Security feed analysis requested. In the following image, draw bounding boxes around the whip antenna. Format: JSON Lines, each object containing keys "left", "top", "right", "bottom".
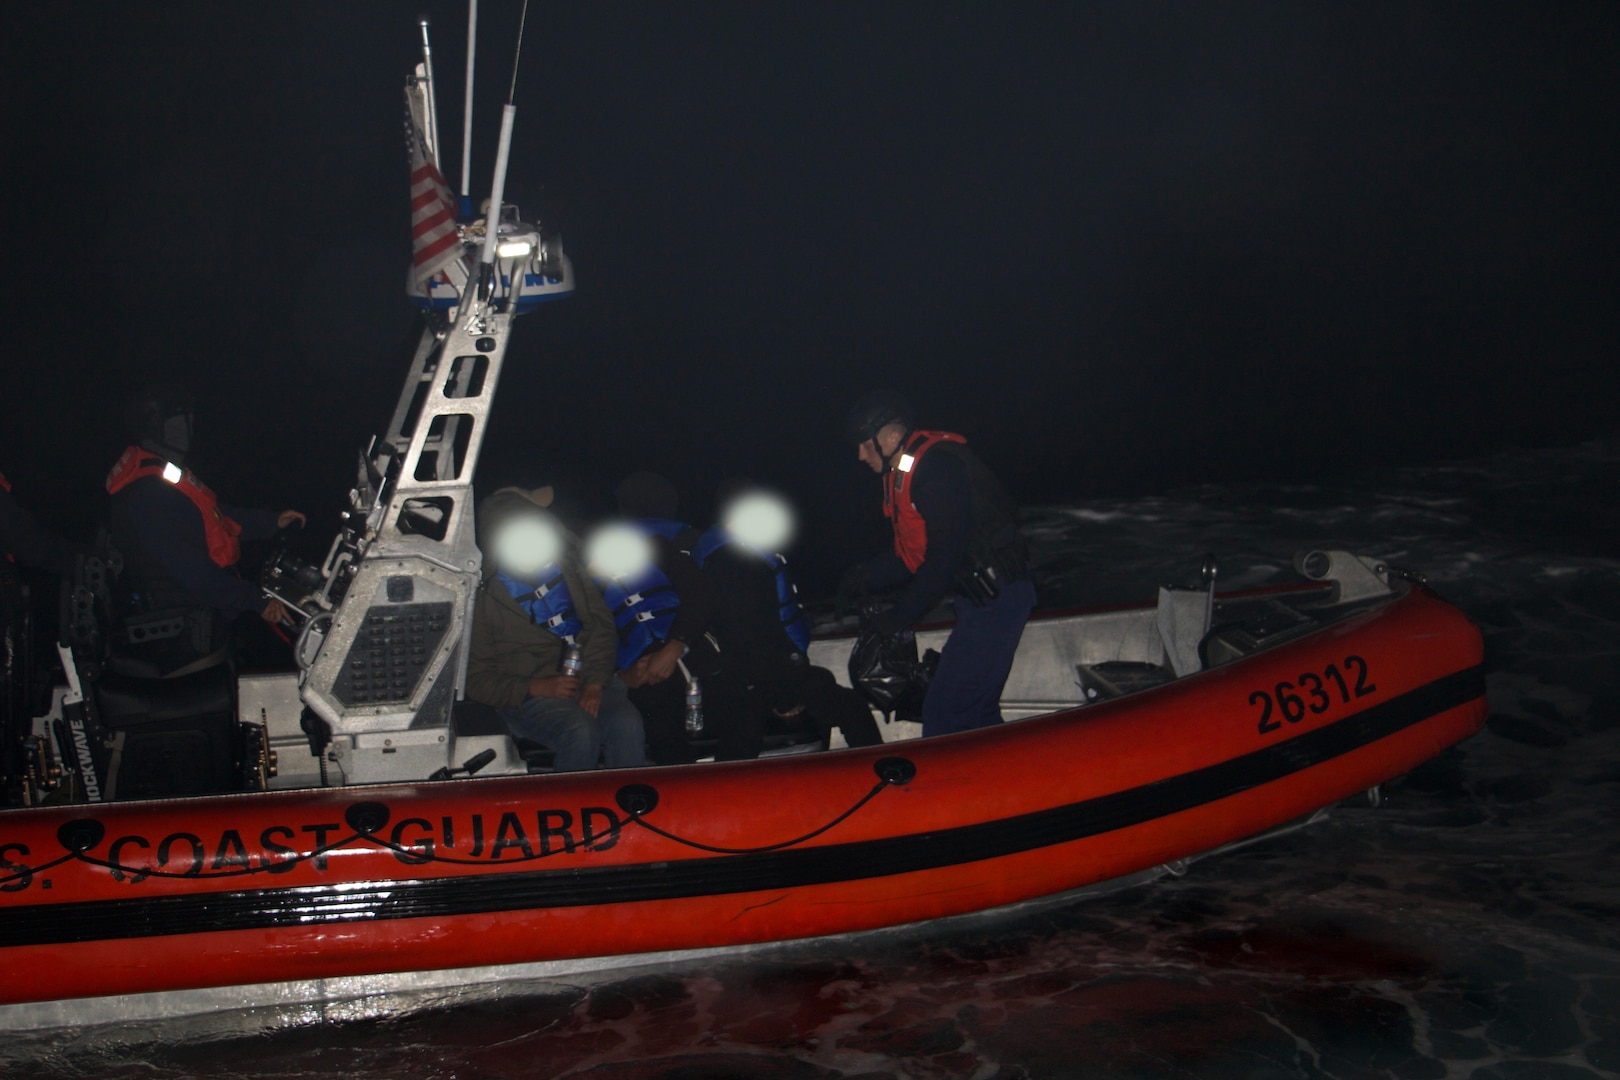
{"left": 508, "top": 0, "right": 530, "bottom": 104}
{"left": 416, "top": 16, "right": 441, "bottom": 170}
{"left": 459, "top": 0, "right": 477, "bottom": 197}
{"left": 478, "top": 0, "right": 531, "bottom": 270}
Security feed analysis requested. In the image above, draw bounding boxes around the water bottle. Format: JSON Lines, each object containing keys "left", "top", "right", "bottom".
{"left": 684, "top": 676, "right": 704, "bottom": 736}
{"left": 560, "top": 644, "right": 583, "bottom": 678}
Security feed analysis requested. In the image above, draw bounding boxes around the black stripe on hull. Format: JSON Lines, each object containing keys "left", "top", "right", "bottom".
{"left": 0, "top": 666, "right": 1484, "bottom": 949}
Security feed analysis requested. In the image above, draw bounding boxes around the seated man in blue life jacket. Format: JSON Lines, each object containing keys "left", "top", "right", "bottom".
{"left": 466, "top": 487, "right": 645, "bottom": 772}
{"left": 106, "top": 386, "right": 305, "bottom": 673}
{"left": 695, "top": 480, "right": 882, "bottom": 751}
{"left": 592, "top": 471, "right": 763, "bottom": 765}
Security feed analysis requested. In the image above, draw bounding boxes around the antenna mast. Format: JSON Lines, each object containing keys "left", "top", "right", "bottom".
{"left": 298, "top": 2, "right": 572, "bottom": 787}
{"left": 478, "top": 0, "right": 530, "bottom": 270}
{"left": 416, "top": 17, "right": 441, "bottom": 169}
{"left": 459, "top": 0, "right": 478, "bottom": 197}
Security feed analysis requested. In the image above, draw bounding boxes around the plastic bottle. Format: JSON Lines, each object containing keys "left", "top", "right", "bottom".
{"left": 560, "top": 644, "right": 583, "bottom": 678}
{"left": 684, "top": 676, "right": 704, "bottom": 736}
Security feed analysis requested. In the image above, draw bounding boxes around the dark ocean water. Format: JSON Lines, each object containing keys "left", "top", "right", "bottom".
{"left": 6, "top": 438, "right": 1618, "bottom": 1079}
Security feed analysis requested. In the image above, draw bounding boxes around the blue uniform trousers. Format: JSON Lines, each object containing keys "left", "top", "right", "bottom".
{"left": 920, "top": 577, "right": 1036, "bottom": 737}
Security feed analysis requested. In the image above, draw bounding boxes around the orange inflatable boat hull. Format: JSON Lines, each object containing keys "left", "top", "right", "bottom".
{"left": 0, "top": 585, "right": 1484, "bottom": 1006}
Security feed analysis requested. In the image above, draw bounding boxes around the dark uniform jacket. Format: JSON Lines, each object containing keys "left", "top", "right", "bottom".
{"left": 109, "top": 476, "right": 279, "bottom": 618}
{"left": 701, "top": 543, "right": 808, "bottom": 711}
{"left": 860, "top": 440, "right": 1025, "bottom": 636}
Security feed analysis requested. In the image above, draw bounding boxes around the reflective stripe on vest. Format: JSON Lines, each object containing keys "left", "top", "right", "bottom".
{"left": 105, "top": 445, "right": 243, "bottom": 569}
{"left": 496, "top": 568, "right": 582, "bottom": 644}
{"left": 882, "top": 430, "right": 967, "bottom": 573}
{"left": 692, "top": 523, "right": 813, "bottom": 652}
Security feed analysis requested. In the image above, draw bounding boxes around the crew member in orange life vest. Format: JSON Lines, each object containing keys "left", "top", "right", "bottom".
{"left": 839, "top": 391, "right": 1035, "bottom": 737}
{"left": 106, "top": 387, "right": 305, "bottom": 646}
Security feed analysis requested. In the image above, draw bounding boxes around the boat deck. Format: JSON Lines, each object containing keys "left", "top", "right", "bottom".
{"left": 809, "top": 580, "right": 1376, "bottom": 742}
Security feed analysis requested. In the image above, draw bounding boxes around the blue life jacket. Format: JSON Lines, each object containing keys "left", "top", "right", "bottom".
{"left": 598, "top": 521, "right": 687, "bottom": 669}
{"left": 496, "top": 568, "right": 582, "bottom": 644}
{"left": 692, "top": 524, "right": 814, "bottom": 653}
{"left": 637, "top": 517, "right": 692, "bottom": 548}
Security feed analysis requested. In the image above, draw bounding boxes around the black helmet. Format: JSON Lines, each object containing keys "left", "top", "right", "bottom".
{"left": 124, "top": 384, "right": 196, "bottom": 460}
{"left": 843, "top": 391, "right": 913, "bottom": 445}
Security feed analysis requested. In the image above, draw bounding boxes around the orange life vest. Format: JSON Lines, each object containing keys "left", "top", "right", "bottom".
{"left": 105, "top": 446, "right": 243, "bottom": 569}
{"left": 882, "top": 430, "right": 967, "bottom": 573}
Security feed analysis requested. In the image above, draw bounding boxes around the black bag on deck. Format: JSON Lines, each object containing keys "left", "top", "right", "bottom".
{"left": 849, "top": 617, "right": 937, "bottom": 719}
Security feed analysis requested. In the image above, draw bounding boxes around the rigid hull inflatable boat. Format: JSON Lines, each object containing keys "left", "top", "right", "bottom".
{"left": 0, "top": 567, "right": 1485, "bottom": 1020}
{"left": 0, "top": 14, "right": 1485, "bottom": 1028}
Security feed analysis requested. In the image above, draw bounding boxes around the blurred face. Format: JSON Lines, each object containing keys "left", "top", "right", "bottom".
{"left": 857, "top": 437, "right": 885, "bottom": 473}
{"left": 489, "top": 512, "right": 564, "bottom": 582}
{"left": 723, "top": 490, "right": 796, "bottom": 551}
{"left": 584, "top": 522, "right": 656, "bottom": 581}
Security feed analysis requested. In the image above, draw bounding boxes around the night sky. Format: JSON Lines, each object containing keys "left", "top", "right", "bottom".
{"left": 3, "top": 3, "right": 1617, "bottom": 593}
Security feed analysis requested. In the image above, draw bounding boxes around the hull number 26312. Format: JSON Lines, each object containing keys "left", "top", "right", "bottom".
{"left": 1251, "top": 656, "right": 1377, "bottom": 735}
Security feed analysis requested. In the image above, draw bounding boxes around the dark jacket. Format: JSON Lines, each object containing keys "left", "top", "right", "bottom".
{"left": 649, "top": 531, "right": 717, "bottom": 652}
{"left": 859, "top": 440, "right": 1025, "bottom": 635}
{"left": 108, "top": 474, "right": 279, "bottom": 618}
{"left": 702, "top": 542, "right": 805, "bottom": 708}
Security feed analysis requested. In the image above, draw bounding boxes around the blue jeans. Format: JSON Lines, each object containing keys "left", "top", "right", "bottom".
{"left": 595, "top": 677, "right": 648, "bottom": 769}
{"left": 921, "top": 577, "right": 1036, "bottom": 737}
{"left": 500, "top": 677, "right": 646, "bottom": 771}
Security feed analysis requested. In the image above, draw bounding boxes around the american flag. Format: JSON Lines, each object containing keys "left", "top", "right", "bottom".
{"left": 404, "top": 95, "right": 462, "bottom": 286}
